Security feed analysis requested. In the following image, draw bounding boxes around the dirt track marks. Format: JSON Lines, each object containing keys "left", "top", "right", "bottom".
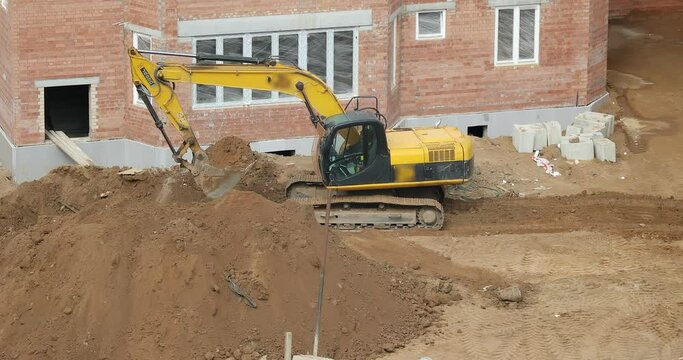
{"left": 374, "top": 229, "right": 683, "bottom": 360}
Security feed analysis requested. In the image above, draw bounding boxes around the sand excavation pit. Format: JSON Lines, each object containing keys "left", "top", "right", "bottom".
{"left": 0, "top": 162, "right": 453, "bottom": 360}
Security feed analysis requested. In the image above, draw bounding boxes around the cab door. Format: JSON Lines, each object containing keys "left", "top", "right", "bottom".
{"left": 320, "top": 120, "right": 392, "bottom": 187}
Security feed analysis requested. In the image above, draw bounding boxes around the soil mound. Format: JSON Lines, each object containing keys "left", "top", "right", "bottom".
{"left": 0, "top": 166, "right": 14, "bottom": 198}
{"left": 206, "top": 136, "right": 258, "bottom": 168}
{"left": 0, "top": 166, "right": 204, "bottom": 238}
{"left": 236, "top": 158, "right": 289, "bottom": 203}
{"left": 0, "top": 168, "right": 441, "bottom": 359}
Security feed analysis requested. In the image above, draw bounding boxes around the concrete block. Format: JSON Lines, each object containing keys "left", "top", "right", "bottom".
{"left": 544, "top": 121, "right": 562, "bottom": 145}
{"left": 531, "top": 124, "right": 548, "bottom": 150}
{"left": 572, "top": 119, "right": 608, "bottom": 137}
{"left": 576, "top": 111, "right": 615, "bottom": 137}
{"left": 560, "top": 136, "right": 594, "bottom": 160}
{"left": 594, "top": 138, "right": 616, "bottom": 162}
{"left": 565, "top": 125, "right": 582, "bottom": 136}
{"left": 512, "top": 125, "right": 536, "bottom": 153}
{"left": 579, "top": 132, "right": 603, "bottom": 143}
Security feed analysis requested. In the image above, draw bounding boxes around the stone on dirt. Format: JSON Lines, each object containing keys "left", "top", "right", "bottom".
{"left": 497, "top": 286, "right": 523, "bottom": 302}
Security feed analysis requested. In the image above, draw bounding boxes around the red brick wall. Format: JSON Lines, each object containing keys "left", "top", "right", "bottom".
{"left": 588, "top": 0, "right": 609, "bottom": 101}
{"left": 0, "top": 4, "right": 14, "bottom": 141}
{"left": 6, "top": 0, "right": 609, "bottom": 149}
{"left": 119, "top": 0, "right": 391, "bottom": 147}
{"left": 8, "top": 0, "right": 128, "bottom": 145}
{"left": 609, "top": 0, "right": 683, "bottom": 17}
{"left": 394, "top": 0, "right": 605, "bottom": 122}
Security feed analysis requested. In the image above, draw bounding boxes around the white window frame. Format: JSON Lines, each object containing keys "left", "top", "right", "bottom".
{"left": 494, "top": 5, "right": 540, "bottom": 66}
{"left": 132, "top": 33, "right": 152, "bottom": 106}
{"left": 192, "top": 29, "right": 359, "bottom": 109}
{"left": 415, "top": 10, "right": 446, "bottom": 40}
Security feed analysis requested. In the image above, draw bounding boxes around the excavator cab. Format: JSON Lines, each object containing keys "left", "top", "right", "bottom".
{"left": 319, "top": 111, "right": 392, "bottom": 187}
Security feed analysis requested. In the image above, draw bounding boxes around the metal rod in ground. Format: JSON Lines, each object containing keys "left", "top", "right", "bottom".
{"left": 285, "top": 332, "right": 292, "bottom": 360}
{"left": 313, "top": 190, "right": 333, "bottom": 356}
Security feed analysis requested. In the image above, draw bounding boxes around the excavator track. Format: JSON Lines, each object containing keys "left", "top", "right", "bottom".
{"left": 286, "top": 175, "right": 445, "bottom": 230}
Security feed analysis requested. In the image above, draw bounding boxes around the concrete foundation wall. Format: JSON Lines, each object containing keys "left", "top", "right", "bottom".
{"left": 1, "top": 127, "right": 178, "bottom": 183}
{"left": 2, "top": 94, "right": 607, "bottom": 183}
{"left": 0, "top": 126, "right": 14, "bottom": 174}
{"left": 394, "top": 93, "right": 609, "bottom": 137}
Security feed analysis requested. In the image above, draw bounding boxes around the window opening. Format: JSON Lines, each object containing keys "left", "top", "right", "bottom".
{"left": 327, "top": 125, "right": 377, "bottom": 180}
{"left": 192, "top": 28, "right": 358, "bottom": 107}
{"left": 495, "top": 6, "right": 539, "bottom": 65}
{"left": 268, "top": 150, "right": 295, "bottom": 157}
{"left": 416, "top": 11, "right": 445, "bottom": 40}
{"left": 467, "top": 125, "right": 488, "bottom": 138}
{"left": 45, "top": 85, "right": 90, "bottom": 138}
{"left": 133, "top": 33, "right": 152, "bottom": 105}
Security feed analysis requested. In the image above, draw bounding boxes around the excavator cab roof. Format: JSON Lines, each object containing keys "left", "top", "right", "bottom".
{"left": 323, "top": 110, "right": 383, "bottom": 130}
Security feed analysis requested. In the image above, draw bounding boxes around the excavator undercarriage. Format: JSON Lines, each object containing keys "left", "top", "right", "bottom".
{"left": 286, "top": 175, "right": 445, "bottom": 230}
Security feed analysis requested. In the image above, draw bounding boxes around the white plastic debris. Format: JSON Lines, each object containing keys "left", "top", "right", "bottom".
{"left": 532, "top": 151, "right": 561, "bottom": 177}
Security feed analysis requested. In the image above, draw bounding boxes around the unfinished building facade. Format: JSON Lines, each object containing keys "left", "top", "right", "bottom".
{"left": 0, "top": 0, "right": 677, "bottom": 181}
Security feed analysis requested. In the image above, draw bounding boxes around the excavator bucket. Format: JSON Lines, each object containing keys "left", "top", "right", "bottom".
{"left": 188, "top": 160, "right": 243, "bottom": 199}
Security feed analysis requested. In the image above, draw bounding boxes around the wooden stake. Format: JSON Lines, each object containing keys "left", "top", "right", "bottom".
{"left": 284, "top": 332, "right": 292, "bottom": 360}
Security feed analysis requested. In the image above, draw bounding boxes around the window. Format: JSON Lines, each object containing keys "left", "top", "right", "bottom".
{"left": 193, "top": 29, "right": 358, "bottom": 107}
{"left": 327, "top": 125, "right": 377, "bottom": 181}
{"left": 132, "top": 33, "right": 152, "bottom": 105}
{"left": 416, "top": 11, "right": 445, "bottom": 40}
{"left": 495, "top": 6, "right": 540, "bottom": 65}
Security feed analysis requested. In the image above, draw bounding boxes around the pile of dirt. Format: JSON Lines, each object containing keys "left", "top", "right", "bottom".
{"left": 235, "top": 157, "right": 308, "bottom": 203}
{"left": 0, "top": 166, "right": 14, "bottom": 198}
{"left": 0, "top": 166, "right": 444, "bottom": 360}
{"left": 206, "top": 136, "right": 258, "bottom": 168}
{"left": 0, "top": 166, "right": 204, "bottom": 238}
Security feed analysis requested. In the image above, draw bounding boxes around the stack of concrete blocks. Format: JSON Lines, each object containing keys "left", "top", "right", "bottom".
{"left": 512, "top": 121, "right": 562, "bottom": 153}
{"left": 560, "top": 112, "right": 617, "bottom": 162}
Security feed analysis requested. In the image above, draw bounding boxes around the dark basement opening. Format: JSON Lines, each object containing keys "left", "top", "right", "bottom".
{"left": 44, "top": 85, "right": 90, "bottom": 138}
{"left": 268, "top": 150, "right": 296, "bottom": 157}
{"left": 467, "top": 125, "right": 488, "bottom": 138}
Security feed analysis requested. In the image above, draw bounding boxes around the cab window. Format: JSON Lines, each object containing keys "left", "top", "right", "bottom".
{"left": 327, "top": 124, "right": 377, "bottom": 181}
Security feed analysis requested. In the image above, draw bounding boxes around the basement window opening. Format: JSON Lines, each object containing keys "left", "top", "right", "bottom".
{"left": 467, "top": 125, "right": 488, "bottom": 138}
{"left": 267, "top": 150, "right": 295, "bottom": 157}
{"left": 44, "top": 85, "right": 90, "bottom": 138}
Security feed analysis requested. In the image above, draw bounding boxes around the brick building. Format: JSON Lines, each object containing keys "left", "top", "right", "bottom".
{"left": 0, "top": 0, "right": 679, "bottom": 181}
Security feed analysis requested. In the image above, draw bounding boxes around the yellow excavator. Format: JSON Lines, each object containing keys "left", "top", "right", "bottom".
{"left": 128, "top": 47, "right": 473, "bottom": 229}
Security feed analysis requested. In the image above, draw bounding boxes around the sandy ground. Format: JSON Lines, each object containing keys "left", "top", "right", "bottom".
{"left": 365, "top": 10, "right": 683, "bottom": 359}
{"left": 1, "top": 9, "right": 682, "bottom": 360}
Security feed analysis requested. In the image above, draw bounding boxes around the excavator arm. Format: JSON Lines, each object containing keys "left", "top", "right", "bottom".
{"left": 128, "top": 47, "right": 345, "bottom": 174}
